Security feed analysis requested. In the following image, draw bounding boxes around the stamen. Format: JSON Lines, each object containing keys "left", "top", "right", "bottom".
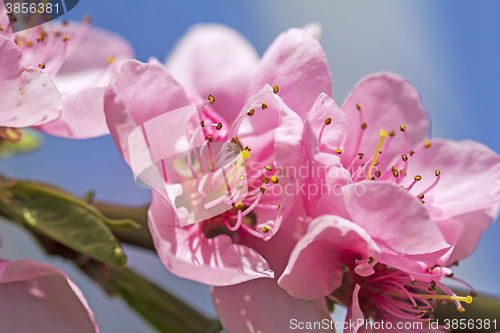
{"left": 420, "top": 170, "right": 441, "bottom": 195}
{"left": 318, "top": 118, "right": 331, "bottom": 148}
{"left": 273, "top": 85, "right": 279, "bottom": 94}
{"left": 352, "top": 103, "right": 366, "bottom": 163}
{"left": 365, "top": 130, "right": 387, "bottom": 180}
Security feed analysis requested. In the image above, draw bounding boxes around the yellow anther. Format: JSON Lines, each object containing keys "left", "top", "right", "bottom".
{"left": 260, "top": 186, "right": 267, "bottom": 193}
{"left": 231, "top": 137, "right": 238, "bottom": 144}
{"left": 239, "top": 175, "right": 246, "bottom": 181}
{"left": 208, "top": 95, "right": 215, "bottom": 104}
{"left": 335, "top": 149, "right": 342, "bottom": 154}
{"left": 277, "top": 204, "right": 280, "bottom": 210}
{"left": 38, "top": 63, "right": 45, "bottom": 69}
{"left": 356, "top": 103, "right": 362, "bottom": 110}
{"left": 227, "top": 146, "right": 233, "bottom": 152}
{"left": 261, "top": 103, "right": 268, "bottom": 110}
{"left": 325, "top": 118, "right": 332, "bottom": 125}
{"left": 361, "top": 123, "right": 367, "bottom": 130}
{"left": 207, "top": 135, "right": 214, "bottom": 142}
{"left": 424, "top": 141, "right": 431, "bottom": 148}
{"left": 389, "top": 130, "right": 395, "bottom": 137}
{"left": 358, "top": 153, "right": 364, "bottom": 159}
{"left": 108, "top": 56, "right": 116, "bottom": 64}
{"left": 63, "top": 35, "right": 70, "bottom": 41}
{"left": 418, "top": 194, "right": 424, "bottom": 199}
{"left": 62, "top": 20, "right": 69, "bottom": 26}
{"left": 247, "top": 109, "right": 255, "bottom": 116}
{"left": 375, "top": 170, "right": 381, "bottom": 178}
{"left": 262, "top": 226, "right": 271, "bottom": 233}
{"left": 273, "top": 85, "right": 279, "bottom": 94}
{"left": 393, "top": 170, "right": 399, "bottom": 178}
{"left": 374, "top": 160, "right": 379, "bottom": 166}
{"left": 244, "top": 146, "right": 251, "bottom": 151}
{"left": 402, "top": 154, "right": 408, "bottom": 162}
{"left": 414, "top": 294, "right": 473, "bottom": 305}
{"left": 414, "top": 175, "right": 422, "bottom": 181}
{"left": 400, "top": 169, "right": 404, "bottom": 176}
{"left": 366, "top": 130, "right": 387, "bottom": 180}
{"left": 400, "top": 125, "right": 406, "bottom": 132}
{"left": 271, "top": 175, "right": 279, "bottom": 184}
{"left": 262, "top": 177, "right": 269, "bottom": 184}
{"left": 435, "top": 169, "right": 441, "bottom": 176}
{"left": 265, "top": 165, "right": 272, "bottom": 171}
{"left": 241, "top": 150, "right": 251, "bottom": 160}
{"left": 409, "top": 150, "right": 415, "bottom": 156}
{"left": 216, "top": 122, "right": 222, "bottom": 130}
{"left": 199, "top": 120, "right": 205, "bottom": 127}
{"left": 235, "top": 202, "right": 244, "bottom": 210}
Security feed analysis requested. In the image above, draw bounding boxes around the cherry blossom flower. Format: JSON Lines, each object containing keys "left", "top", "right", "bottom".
{"left": 302, "top": 72, "right": 500, "bottom": 270}
{"left": 0, "top": 258, "right": 98, "bottom": 333}
{"left": 278, "top": 188, "right": 475, "bottom": 333}
{"left": 104, "top": 24, "right": 332, "bottom": 286}
{"left": 0, "top": 12, "right": 134, "bottom": 138}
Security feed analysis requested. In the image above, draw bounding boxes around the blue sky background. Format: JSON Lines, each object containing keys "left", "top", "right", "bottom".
{"left": 0, "top": 1, "right": 499, "bottom": 332}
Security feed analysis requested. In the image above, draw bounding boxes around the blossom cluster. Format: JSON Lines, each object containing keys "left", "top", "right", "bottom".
{"left": 1, "top": 14, "right": 500, "bottom": 333}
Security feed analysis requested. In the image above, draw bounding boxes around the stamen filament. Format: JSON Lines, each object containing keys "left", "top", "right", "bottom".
{"left": 366, "top": 130, "right": 387, "bottom": 180}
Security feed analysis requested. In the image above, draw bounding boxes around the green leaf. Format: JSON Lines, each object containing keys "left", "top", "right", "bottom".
{"left": 0, "top": 129, "right": 41, "bottom": 159}
{"left": 86, "top": 263, "right": 223, "bottom": 333}
{"left": 0, "top": 180, "right": 127, "bottom": 267}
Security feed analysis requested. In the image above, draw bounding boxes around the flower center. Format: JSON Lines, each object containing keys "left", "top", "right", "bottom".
{"left": 319, "top": 103, "right": 441, "bottom": 202}
{"left": 184, "top": 88, "right": 282, "bottom": 239}
{"left": 331, "top": 264, "right": 474, "bottom": 331}
{"left": 0, "top": 14, "right": 116, "bottom": 82}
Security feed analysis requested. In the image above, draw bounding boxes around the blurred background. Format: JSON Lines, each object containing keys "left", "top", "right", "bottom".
{"left": 0, "top": 0, "right": 499, "bottom": 332}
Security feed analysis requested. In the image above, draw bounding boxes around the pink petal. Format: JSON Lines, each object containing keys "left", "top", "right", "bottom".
{"left": 104, "top": 60, "right": 191, "bottom": 169}
{"left": 304, "top": 152, "right": 353, "bottom": 217}
{"left": 304, "top": 93, "right": 347, "bottom": 157}
{"left": 148, "top": 191, "right": 274, "bottom": 286}
{"left": 345, "top": 284, "right": 364, "bottom": 333}
{"left": 53, "top": 24, "right": 134, "bottom": 93}
{"left": 166, "top": 24, "right": 259, "bottom": 123}
{"left": 0, "top": 36, "right": 61, "bottom": 127}
{"left": 211, "top": 278, "right": 332, "bottom": 333}
{"left": 341, "top": 72, "right": 430, "bottom": 169}
{"left": 35, "top": 87, "right": 109, "bottom": 138}
{"left": 249, "top": 27, "right": 333, "bottom": 120}
{"left": 403, "top": 139, "right": 500, "bottom": 220}
{"left": 439, "top": 206, "right": 499, "bottom": 265}
{"left": 326, "top": 182, "right": 449, "bottom": 256}
{"left": 278, "top": 215, "right": 381, "bottom": 300}
{"left": 267, "top": 99, "right": 306, "bottom": 239}
{"left": 0, "top": 259, "right": 98, "bottom": 333}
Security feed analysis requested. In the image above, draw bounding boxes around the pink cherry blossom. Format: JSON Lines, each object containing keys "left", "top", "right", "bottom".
{"left": 278, "top": 210, "right": 474, "bottom": 333}
{"left": 0, "top": 258, "right": 98, "bottom": 333}
{"left": 0, "top": 12, "right": 134, "bottom": 138}
{"left": 104, "top": 24, "right": 331, "bottom": 286}
{"left": 303, "top": 72, "right": 500, "bottom": 268}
